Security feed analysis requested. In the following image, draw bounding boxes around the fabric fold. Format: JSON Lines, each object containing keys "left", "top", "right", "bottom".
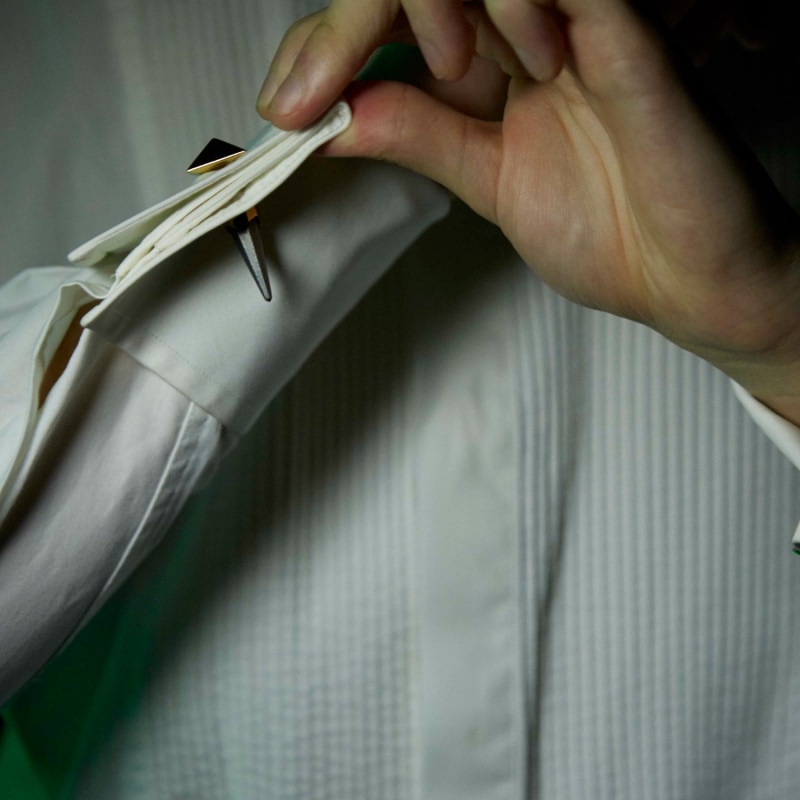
{"left": 69, "top": 103, "right": 352, "bottom": 278}
{"left": 0, "top": 103, "right": 449, "bottom": 705}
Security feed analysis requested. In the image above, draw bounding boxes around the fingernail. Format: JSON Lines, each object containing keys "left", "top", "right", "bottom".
{"left": 515, "top": 46, "right": 550, "bottom": 82}
{"left": 268, "top": 72, "right": 305, "bottom": 116}
{"left": 257, "top": 69, "right": 281, "bottom": 112}
{"left": 418, "top": 39, "right": 448, "bottom": 81}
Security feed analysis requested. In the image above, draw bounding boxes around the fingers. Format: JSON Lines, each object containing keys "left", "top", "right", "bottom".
{"left": 465, "top": 4, "right": 529, "bottom": 77}
{"left": 403, "top": 0, "right": 476, "bottom": 79}
{"left": 257, "top": 12, "right": 319, "bottom": 120}
{"left": 258, "top": 0, "right": 570, "bottom": 131}
{"left": 560, "top": 0, "right": 674, "bottom": 103}
{"left": 417, "top": 55, "right": 511, "bottom": 121}
{"left": 258, "top": 1, "right": 400, "bottom": 129}
{"left": 484, "top": 0, "right": 566, "bottom": 81}
{"left": 320, "top": 81, "right": 502, "bottom": 223}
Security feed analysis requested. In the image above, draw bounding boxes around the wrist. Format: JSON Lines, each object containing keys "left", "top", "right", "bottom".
{"left": 704, "top": 346, "right": 800, "bottom": 429}
{"left": 680, "top": 240, "right": 800, "bottom": 427}
{"left": 712, "top": 341, "right": 800, "bottom": 429}
{"left": 750, "top": 388, "right": 800, "bottom": 429}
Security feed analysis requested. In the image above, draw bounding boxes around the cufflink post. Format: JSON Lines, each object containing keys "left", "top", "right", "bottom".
{"left": 187, "top": 138, "right": 273, "bottom": 301}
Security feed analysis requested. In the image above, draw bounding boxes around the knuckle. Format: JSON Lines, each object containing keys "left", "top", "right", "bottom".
{"left": 356, "top": 83, "right": 410, "bottom": 162}
{"left": 286, "top": 11, "right": 321, "bottom": 41}
{"left": 306, "top": 18, "right": 358, "bottom": 68}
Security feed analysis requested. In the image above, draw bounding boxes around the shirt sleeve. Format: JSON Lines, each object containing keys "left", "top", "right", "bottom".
{"left": 0, "top": 140, "right": 449, "bottom": 705}
{"left": 732, "top": 380, "right": 800, "bottom": 548}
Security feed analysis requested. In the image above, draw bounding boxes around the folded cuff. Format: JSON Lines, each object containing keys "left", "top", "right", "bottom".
{"left": 731, "top": 380, "right": 800, "bottom": 547}
{"left": 84, "top": 159, "right": 449, "bottom": 435}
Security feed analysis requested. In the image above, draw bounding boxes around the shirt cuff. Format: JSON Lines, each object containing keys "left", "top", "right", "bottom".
{"left": 83, "top": 158, "right": 449, "bottom": 436}
{"left": 731, "top": 380, "right": 800, "bottom": 549}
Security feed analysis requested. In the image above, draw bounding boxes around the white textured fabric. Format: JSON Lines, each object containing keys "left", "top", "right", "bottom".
{"left": 0, "top": 127, "right": 450, "bottom": 706}
{"left": 1, "top": 2, "right": 800, "bottom": 800}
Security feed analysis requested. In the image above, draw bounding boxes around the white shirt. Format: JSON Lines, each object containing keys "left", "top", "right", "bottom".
{"left": 1, "top": 2, "right": 800, "bottom": 798}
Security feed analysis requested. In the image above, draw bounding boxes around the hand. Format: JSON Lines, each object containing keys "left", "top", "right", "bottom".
{"left": 258, "top": 0, "right": 800, "bottom": 424}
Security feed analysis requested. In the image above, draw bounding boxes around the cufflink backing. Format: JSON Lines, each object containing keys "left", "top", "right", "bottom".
{"left": 187, "top": 138, "right": 273, "bottom": 301}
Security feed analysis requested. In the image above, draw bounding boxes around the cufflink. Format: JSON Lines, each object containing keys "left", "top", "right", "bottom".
{"left": 187, "top": 138, "right": 273, "bottom": 301}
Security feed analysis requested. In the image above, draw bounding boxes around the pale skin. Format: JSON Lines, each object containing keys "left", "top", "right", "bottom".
{"left": 256, "top": 0, "right": 800, "bottom": 427}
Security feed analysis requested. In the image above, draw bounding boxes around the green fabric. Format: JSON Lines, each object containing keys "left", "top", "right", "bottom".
{"left": 0, "top": 489, "right": 222, "bottom": 796}
{"left": 358, "top": 43, "right": 427, "bottom": 83}
{"left": 0, "top": 716, "right": 51, "bottom": 800}
{"left": 0, "top": 594, "right": 128, "bottom": 798}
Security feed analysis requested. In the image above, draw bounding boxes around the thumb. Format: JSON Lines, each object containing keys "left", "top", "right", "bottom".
{"left": 321, "top": 81, "right": 502, "bottom": 224}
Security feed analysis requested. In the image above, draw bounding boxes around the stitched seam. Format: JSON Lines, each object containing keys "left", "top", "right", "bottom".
{"left": 90, "top": 401, "right": 207, "bottom": 604}
{"left": 94, "top": 307, "right": 245, "bottom": 406}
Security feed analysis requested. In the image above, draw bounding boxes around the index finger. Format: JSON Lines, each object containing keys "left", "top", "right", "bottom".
{"left": 258, "top": 1, "right": 401, "bottom": 129}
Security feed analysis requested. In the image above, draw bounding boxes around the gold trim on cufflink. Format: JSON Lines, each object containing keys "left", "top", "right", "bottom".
{"left": 187, "top": 138, "right": 273, "bottom": 302}
{"left": 187, "top": 138, "right": 246, "bottom": 175}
